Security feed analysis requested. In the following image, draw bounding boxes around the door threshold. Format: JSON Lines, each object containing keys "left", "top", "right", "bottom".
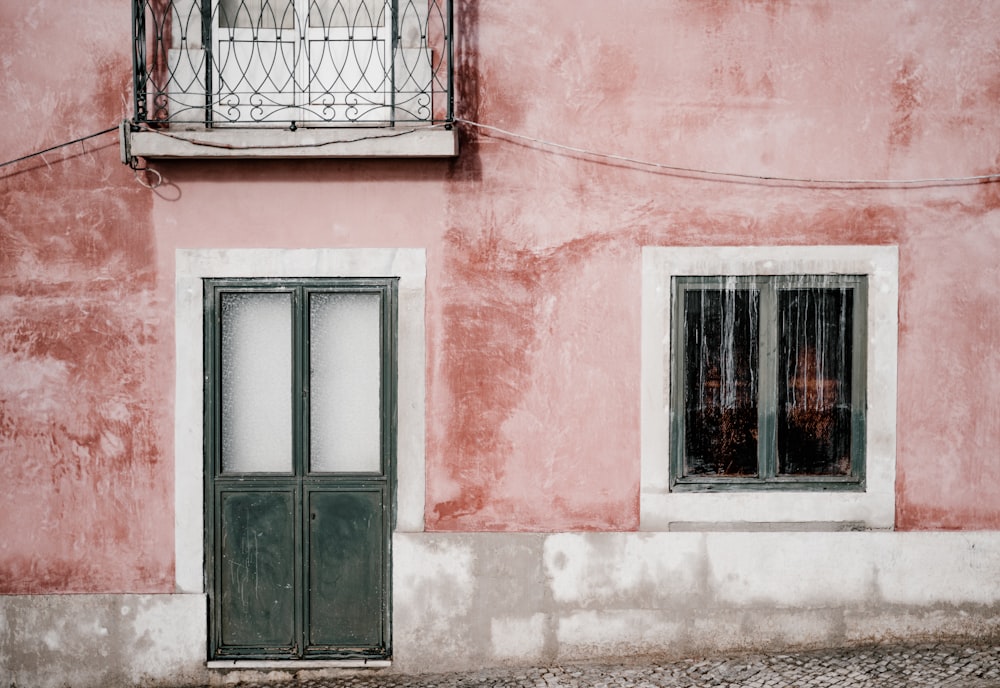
{"left": 207, "top": 659, "right": 391, "bottom": 670}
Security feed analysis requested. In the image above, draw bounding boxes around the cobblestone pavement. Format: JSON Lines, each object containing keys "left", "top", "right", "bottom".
{"left": 190, "top": 643, "right": 1000, "bottom": 687}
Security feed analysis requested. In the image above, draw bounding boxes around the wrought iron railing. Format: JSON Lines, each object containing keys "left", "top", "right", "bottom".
{"left": 131, "top": 0, "right": 452, "bottom": 127}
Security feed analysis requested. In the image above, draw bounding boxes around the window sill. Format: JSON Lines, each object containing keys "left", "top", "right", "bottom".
{"left": 206, "top": 659, "right": 391, "bottom": 669}
{"left": 670, "top": 478, "right": 864, "bottom": 492}
{"left": 122, "top": 124, "right": 458, "bottom": 160}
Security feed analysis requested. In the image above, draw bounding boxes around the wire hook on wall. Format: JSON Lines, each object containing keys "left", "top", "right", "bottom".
{"left": 129, "top": 156, "right": 163, "bottom": 189}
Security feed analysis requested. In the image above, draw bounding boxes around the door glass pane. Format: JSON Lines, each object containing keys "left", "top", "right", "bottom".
{"left": 777, "top": 287, "right": 854, "bottom": 476}
{"left": 221, "top": 292, "right": 293, "bottom": 473}
{"left": 682, "top": 285, "right": 759, "bottom": 476}
{"left": 309, "top": 0, "right": 384, "bottom": 27}
{"left": 219, "top": 0, "right": 294, "bottom": 29}
{"left": 310, "top": 292, "right": 382, "bottom": 473}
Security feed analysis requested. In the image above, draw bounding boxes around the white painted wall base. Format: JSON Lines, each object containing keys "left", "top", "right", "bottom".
{"left": 0, "top": 593, "right": 206, "bottom": 688}
{"left": 3, "top": 533, "right": 1000, "bottom": 687}
{"left": 390, "top": 531, "right": 1000, "bottom": 672}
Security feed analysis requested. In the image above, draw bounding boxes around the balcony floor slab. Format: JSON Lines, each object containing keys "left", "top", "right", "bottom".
{"left": 123, "top": 125, "right": 458, "bottom": 160}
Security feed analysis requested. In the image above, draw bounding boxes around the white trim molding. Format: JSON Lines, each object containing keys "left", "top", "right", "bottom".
{"left": 641, "top": 246, "right": 898, "bottom": 530}
{"left": 175, "top": 248, "right": 426, "bottom": 593}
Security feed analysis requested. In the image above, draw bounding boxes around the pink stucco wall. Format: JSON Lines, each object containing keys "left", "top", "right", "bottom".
{"left": 3, "top": 0, "right": 1000, "bottom": 593}
{"left": 433, "top": 0, "right": 1000, "bottom": 531}
{"left": 0, "top": 2, "right": 173, "bottom": 592}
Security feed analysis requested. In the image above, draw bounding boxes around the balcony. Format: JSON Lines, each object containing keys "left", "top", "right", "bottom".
{"left": 123, "top": 0, "right": 456, "bottom": 159}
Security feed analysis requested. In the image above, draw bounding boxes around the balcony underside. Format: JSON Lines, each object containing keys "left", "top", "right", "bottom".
{"left": 123, "top": 125, "right": 457, "bottom": 159}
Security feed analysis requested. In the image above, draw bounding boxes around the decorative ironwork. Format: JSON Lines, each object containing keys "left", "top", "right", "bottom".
{"left": 132, "top": 0, "right": 452, "bottom": 127}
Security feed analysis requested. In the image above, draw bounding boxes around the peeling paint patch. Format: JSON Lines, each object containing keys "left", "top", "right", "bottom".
{"left": 490, "top": 613, "right": 547, "bottom": 660}
{"left": 393, "top": 537, "right": 476, "bottom": 637}
{"left": 889, "top": 57, "right": 924, "bottom": 149}
{"left": 0, "top": 41, "right": 168, "bottom": 591}
{"left": 543, "top": 533, "right": 706, "bottom": 607}
{"left": 430, "top": 228, "right": 640, "bottom": 531}
{"left": 896, "top": 222, "right": 1000, "bottom": 529}
{"left": 0, "top": 594, "right": 206, "bottom": 688}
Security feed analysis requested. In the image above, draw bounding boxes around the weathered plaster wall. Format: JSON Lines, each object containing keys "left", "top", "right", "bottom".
{"left": 6, "top": 532, "right": 998, "bottom": 688}
{"left": 3, "top": 1, "right": 1000, "bottom": 684}
{"left": 896, "top": 211, "right": 1000, "bottom": 528}
{"left": 428, "top": 0, "right": 1000, "bottom": 530}
{"left": 0, "top": 1, "right": 173, "bottom": 592}
{"left": 0, "top": 594, "right": 206, "bottom": 688}
{"left": 4, "top": 0, "right": 1000, "bottom": 603}
{"left": 393, "top": 532, "right": 1000, "bottom": 672}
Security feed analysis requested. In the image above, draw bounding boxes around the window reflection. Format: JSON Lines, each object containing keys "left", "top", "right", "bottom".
{"left": 777, "top": 288, "right": 854, "bottom": 476}
{"left": 219, "top": 0, "right": 294, "bottom": 29}
{"left": 682, "top": 286, "right": 760, "bottom": 476}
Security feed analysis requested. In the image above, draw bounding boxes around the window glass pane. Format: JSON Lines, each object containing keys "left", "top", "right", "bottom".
{"left": 221, "top": 292, "right": 293, "bottom": 473}
{"left": 219, "top": 0, "right": 294, "bottom": 29}
{"left": 309, "top": 292, "right": 382, "bottom": 473}
{"left": 309, "top": 0, "right": 384, "bottom": 27}
{"left": 682, "top": 285, "right": 759, "bottom": 476}
{"left": 777, "top": 287, "right": 854, "bottom": 476}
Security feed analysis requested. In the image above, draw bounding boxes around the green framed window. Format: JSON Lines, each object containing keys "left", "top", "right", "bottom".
{"left": 670, "top": 275, "right": 867, "bottom": 491}
{"left": 204, "top": 277, "right": 396, "bottom": 660}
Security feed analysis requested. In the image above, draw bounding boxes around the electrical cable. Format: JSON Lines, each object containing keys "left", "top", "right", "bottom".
{"left": 5, "top": 119, "right": 999, "bottom": 189}
{"left": 0, "top": 127, "right": 118, "bottom": 169}
{"left": 455, "top": 118, "right": 1000, "bottom": 187}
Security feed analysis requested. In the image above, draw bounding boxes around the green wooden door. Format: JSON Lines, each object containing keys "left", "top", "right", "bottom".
{"left": 205, "top": 279, "right": 396, "bottom": 660}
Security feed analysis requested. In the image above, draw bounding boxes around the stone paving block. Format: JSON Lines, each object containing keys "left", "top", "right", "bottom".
{"left": 172, "top": 642, "right": 1000, "bottom": 688}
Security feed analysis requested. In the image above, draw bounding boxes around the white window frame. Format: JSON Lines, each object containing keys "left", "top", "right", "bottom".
{"left": 641, "top": 246, "right": 898, "bottom": 530}
{"left": 174, "top": 248, "right": 425, "bottom": 593}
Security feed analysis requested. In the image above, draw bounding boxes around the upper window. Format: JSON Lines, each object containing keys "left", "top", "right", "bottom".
{"left": 671, "top": 275, "right": 866, "bottom": 491}
{"left": 213, "top": 0, "right": 389, "bottom": 126}
{"left": 124, "top": 0, "right": 456, "bottom": 158}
